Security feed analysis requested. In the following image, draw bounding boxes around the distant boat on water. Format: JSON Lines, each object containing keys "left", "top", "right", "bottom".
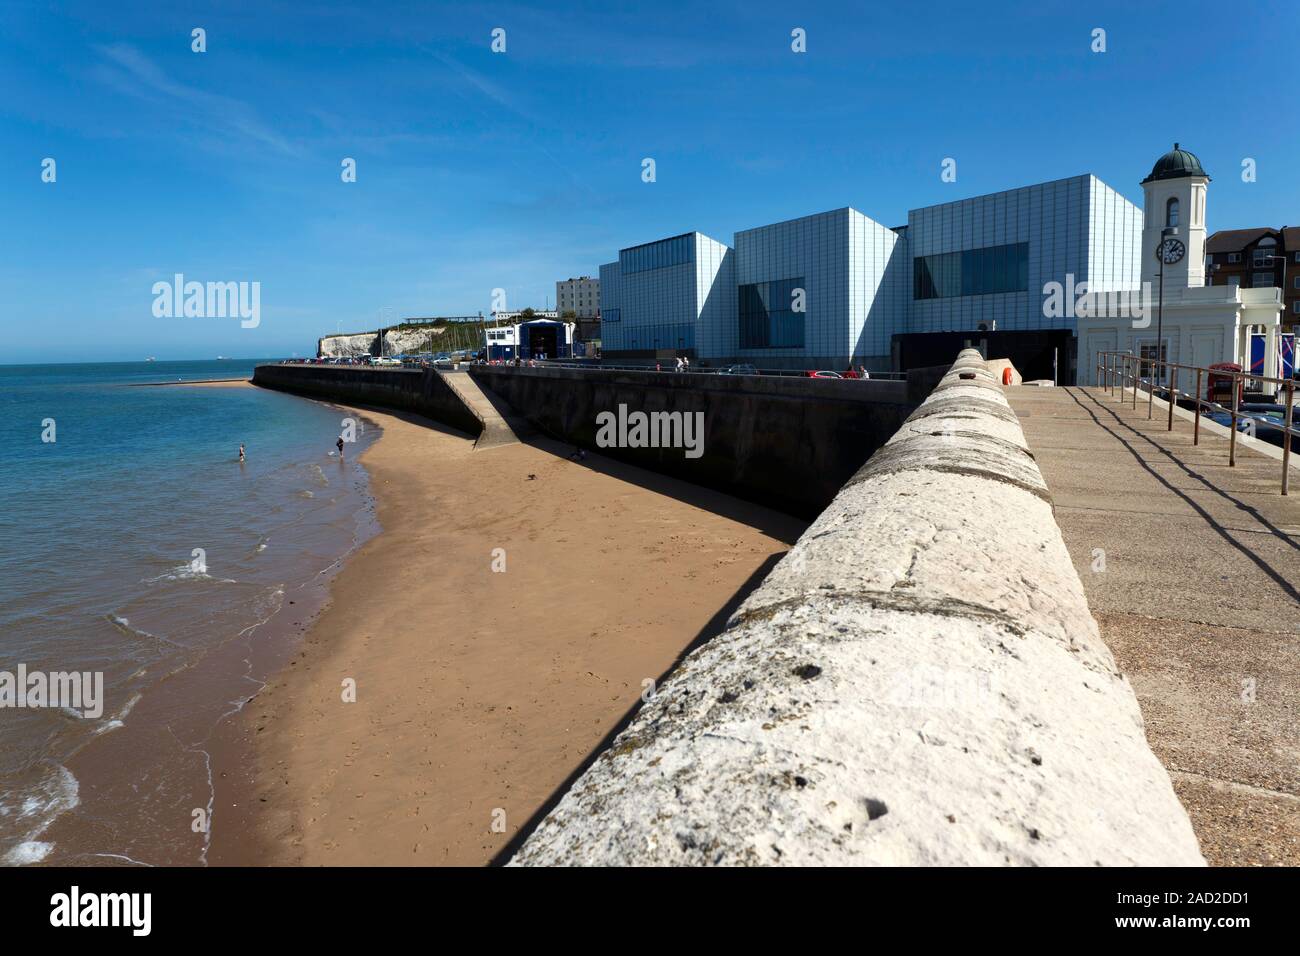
{"left": 145, "top": 357, "right": 156, "bottom": 362}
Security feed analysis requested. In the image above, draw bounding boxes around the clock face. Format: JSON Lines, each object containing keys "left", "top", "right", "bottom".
{"left": 1158, "top": 238, "right": 1186, "bottom": 264}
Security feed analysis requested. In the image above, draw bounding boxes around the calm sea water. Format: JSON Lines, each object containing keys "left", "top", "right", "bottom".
{"left": 0, "top": 361, "right": 378, "bottom": 865}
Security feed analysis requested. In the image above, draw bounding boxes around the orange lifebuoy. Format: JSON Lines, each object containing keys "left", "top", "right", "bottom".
{"left": 1002, "top": 367, "right": 1012, "bottom": 385}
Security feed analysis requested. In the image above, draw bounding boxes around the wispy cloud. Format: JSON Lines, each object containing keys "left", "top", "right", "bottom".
{"left": 428, "top": 49, "right": 543, "bottom": 126}
{"left": 91, "top": 43, "right": 298, "bottom": 156}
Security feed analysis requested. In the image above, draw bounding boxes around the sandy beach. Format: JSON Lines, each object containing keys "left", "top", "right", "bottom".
{"left": 211, "top": 397, "right": 805, "bottom": 865}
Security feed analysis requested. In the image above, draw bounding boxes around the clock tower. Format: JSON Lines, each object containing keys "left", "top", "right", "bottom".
{"left": 1140, "top": 143, "right": 1209, "bottom": 289}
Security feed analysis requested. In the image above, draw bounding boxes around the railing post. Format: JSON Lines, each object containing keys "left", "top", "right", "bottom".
{"left": 1167, "top": 366, "right": 1177, "bottom": 431}
{"left": 1284, "top": 380, "right": 1294, "bottom": 496}
{"left": 1194, "top": 368, "right": 1203, "bottom": 446}
{"left": 1229, "top": 375, "right": 1239, "bottom": 467}
{"left": 1147, "top": 361, "right": 1156, "bottom": 419}
{"left": 1132, "top": 356, "right": 1138, "bottom": 409}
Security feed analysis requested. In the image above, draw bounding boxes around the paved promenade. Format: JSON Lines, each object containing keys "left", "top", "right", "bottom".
{"left": 1007, "top": 385, "right": 1299, "bottom": 865}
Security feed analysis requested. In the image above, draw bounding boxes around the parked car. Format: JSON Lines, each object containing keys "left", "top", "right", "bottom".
{"left": 373, "top": 356, "right": 402, "bottom": 367}
{"left": 716, "top": 364, "right": 758, "bottom": 376}
{"left": 804, "top": 370, "right": 842, "bottom": 379}
{"left": 1207, "top": 362, "right": 1243, "bottom": 407}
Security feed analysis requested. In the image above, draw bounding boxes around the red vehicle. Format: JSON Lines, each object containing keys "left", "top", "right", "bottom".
{"left": 803, "top": 370, "right": 843, "bottom": 379}
{"left": 1207, "top": 363, "right": 1243, "bottom": 407}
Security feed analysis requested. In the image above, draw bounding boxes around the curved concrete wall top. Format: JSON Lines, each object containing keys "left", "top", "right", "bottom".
{"left": 510, "top": 349, "right": 1203, "bottom": 866}
{"left": 252, "top": 364, "right": 483, "bottom": 439}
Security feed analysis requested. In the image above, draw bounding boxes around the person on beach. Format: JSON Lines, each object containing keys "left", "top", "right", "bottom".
{"left": 239, "top": 444, "right": 245, "bottom": 462}
{"left": 336, "top": 436, "right": 345, "bottom": 460}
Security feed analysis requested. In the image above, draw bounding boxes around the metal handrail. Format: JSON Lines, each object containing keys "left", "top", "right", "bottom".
{"left": 1096, "top": 350, "right": 1297, "bottom": 496}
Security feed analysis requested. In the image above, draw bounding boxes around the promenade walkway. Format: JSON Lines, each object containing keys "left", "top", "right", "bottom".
{"left": 1007, "top": 384, "right": 1299, "bottom": 865}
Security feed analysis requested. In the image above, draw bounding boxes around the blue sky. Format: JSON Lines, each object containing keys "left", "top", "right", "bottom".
{"left": 2, "top": 0, "right": 1297, "bottom": 363}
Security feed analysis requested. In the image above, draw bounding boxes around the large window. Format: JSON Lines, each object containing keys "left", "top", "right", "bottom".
{"left": 914, "top": 243, "right": 1028, "bottom": 300}
{"left": 1252, "top": 272, "right": 1276, "bottom": 289}
{"left": 602, "top": 308, "right": 620, "bottom": 323}
{"left": 620, "top": 234, "right": 694, "bottom": 274}
{"left": 1166, "top": 197, "right": 1179, "bottom": 228}
{"left": 739, "top": 277, "right": 805, "bottom": 348}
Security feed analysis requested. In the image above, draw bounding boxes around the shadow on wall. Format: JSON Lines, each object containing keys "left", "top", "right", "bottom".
{"left": 470, "top": 365, "right": 917, "bottom": 519}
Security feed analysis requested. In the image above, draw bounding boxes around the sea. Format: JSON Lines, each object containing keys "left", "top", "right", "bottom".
{"left": 0, "top": 360, "right": 379, "bottom": 866}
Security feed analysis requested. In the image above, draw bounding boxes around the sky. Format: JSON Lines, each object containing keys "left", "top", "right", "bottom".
{"left": 1, "top": 0, "right": 1297, "bottom": 363}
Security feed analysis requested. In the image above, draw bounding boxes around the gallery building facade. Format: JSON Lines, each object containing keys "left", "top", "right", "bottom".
{"left": 595, "top": 164, "right": 1191, "bottom": 382}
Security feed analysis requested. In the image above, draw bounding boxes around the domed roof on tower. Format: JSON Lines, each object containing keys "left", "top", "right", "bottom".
{"left": 1141, "top": 143, "right": 1210, "bottom": 184}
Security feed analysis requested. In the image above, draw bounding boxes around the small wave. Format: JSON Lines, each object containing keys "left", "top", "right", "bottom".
{"left": 143, "top": 564, "right": 237, "bottom": 585}
{"left": 297, "top": 490, "right": 314, "bottom": 499}
{"left": 108, "top": 613, "right": 160, "bottom": 640}
{"left": 1, "top": 764, "right": 79, "bottom": 866}
{"left": 309, "top": 464, "right": 329, "bottom": 486}
{"left": 4, "top": 842, "right": 53, "bottom": 865}
{"left": 92, "top": 692, "right": 142, "bottom": 736}
{"left": 107, "top": 615, "right": 181, "bottom": 651}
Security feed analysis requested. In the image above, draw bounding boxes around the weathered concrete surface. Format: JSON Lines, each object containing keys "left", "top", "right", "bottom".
{"left": 510, "top": 350, "right": 1203, "bottom": 866}
{"left": 438, "top": 370, "right": 533, "bottom": 449}
{"left": 1008, "top": 385, "right": 1300, "bottom": 866}
{"left": 471, "top": 365, "right": 914, "bottom": 518}
{"left": 252, "top": 364, "right": 484, "bottom": 440}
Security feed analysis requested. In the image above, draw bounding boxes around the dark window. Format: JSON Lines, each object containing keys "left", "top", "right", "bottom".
{"left": 739, "top": 277, "right": 805, "bottom": 348}
{"left": 913, "top": 242, "right": 1028, "bottom": 300}
{"left": 620, "top": 235, "right": 694, "bottom": 274}
{"left": 1166, "top": 197, "right": 1179, "bottom": 228}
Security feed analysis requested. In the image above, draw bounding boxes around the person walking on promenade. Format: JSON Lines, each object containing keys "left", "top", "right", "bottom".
{"left": 682, "top": 356, "right": 691, "bottom": 372}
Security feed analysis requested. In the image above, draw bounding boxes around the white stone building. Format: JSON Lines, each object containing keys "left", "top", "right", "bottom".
{"left": 1076, "top": 145, "right": 1284, "bottom": 394}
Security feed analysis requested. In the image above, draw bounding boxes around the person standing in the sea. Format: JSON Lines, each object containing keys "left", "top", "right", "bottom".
{"left": 239, "top": 444, "right": 245, "bottom": 463}
{"left": 336, "top": 436, "right": 345, "bottom": 460}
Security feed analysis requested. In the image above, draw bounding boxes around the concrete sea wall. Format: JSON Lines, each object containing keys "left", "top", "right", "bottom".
{"left": 470, "top": 366, "right": 915, "bottom": 518}
{"left": 509, "top": 350, "right": 1204, "bottom": 866}
{"left": 252, "top": 364, "right": 483, "bottom": 438}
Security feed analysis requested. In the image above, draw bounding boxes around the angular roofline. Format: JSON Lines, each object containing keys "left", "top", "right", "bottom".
{"left": 907, "top": 173, "right": 1138, "bottom": 217}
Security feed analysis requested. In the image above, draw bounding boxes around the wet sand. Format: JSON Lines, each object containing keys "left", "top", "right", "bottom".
{"left": 212, "top": 403, "right": 805, "bottom": 866}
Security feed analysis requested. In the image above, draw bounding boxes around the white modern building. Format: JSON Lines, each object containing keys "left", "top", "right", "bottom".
{"left": 597, "top": 170, "right": 1153, "bottom": 380}
{"left": 593, "top": 147, "right": 1286, "bottom": 382}
{"left": 731, "top": 208, "right": 908, "bottom": 370}
{"left": 1075, "top": 145, "right": 1284, "bottom": 392}
{"left": 599, "top": 232, "right": 734, "bottom": 358}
